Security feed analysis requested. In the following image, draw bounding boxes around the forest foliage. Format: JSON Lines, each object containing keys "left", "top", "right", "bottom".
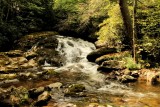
{"left": 0, "top": 0, "right": 54, "bottom": 51}
{"left": 0, "top": 0, "right": 160, "bottom": 67}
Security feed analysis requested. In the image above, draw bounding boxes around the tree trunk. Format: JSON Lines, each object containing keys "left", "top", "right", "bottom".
{"left": 119, "top": 0, "right": 133, "bottom": 49}
{"left": 133, "top": 0, "right": 137, "bottom": 63}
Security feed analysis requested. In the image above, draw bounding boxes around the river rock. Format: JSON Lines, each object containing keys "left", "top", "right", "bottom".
{"left": 29, "top": 87, "right": 45, "bottom": 98}
{"left": 21, "top": 59, "right": 38, "bottom": 68}
{"left": 0, "top": 54, "right": 11, "bottom": 66}
{"left": 0, "top": 74, "right": 17, "bottom": 80}
{"left": 34, "top": 91, "right": 51, "bottom": 106}
{"left": 24, "top": 51, "right": 37, "bottom": 60}
{"left": 11, "top": 57, "right": 28, "bottom": 65}
{"left": 64, "top": 84, "right": 86, "bottom": 97}
{"left": 87, "top": 47, "right": 117, "bottom": 62}
{"left": 95, "top": 51, "right": 130, "bottom": 65}
{"left": 47, "top": 82, "right": 63, "bottom": 90}
{"left": 4, "top": 50, "right": 23, "bottom": 57}
{"left": 97, "top": 60, "right": 126, "bottom": 72}
{"left": 131, "top": 70, "right": 139, "bottom": 78}
{"left": 120, "top": 75, "right": 137, "bottom": 83}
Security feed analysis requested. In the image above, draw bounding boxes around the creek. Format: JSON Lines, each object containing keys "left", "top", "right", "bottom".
{"left": 1, "top": 35, "right": 160, "bottom": 107}
{"left": 46, "top": 35, "right": 160, "bottom": 107}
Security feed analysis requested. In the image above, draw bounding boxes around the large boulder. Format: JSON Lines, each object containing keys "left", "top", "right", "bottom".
{"left": 14, "top": 31, "right": 58, "bottom": 51}
{"left": 87, "top": 47, "right": 117, "bottom": 62}
{"left": 14, "top": 31, "right": 64, "bottom": 67}
{"left": 34, "top": 91, "right": 51, "bottom": 106}
{"left": 97, "top": 60, "right": 126, "bottom": 72}
{"left": 95, "top": 51, "right": 130, "bottom": 65}
{"left": 120, "top": 75, "right": 137, "bottom": 83}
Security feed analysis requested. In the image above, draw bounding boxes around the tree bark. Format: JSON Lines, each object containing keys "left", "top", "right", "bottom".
{"left": 119, "top": 0, "right": 133, "bottom": 49}
{"left": 133, "top": 0, "right": 137, "bottom": 63}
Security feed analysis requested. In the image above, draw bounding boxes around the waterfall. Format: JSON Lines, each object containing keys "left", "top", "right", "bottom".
{"left": 55, "top": 35, "right": 105, "bottom": 82}
{"left": 52, "top": 35, "right": 158, "bottom": 99}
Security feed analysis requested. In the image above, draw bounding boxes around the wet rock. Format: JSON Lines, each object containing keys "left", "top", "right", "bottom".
{"left": 5, "top": 50, "right": 23, "bottom": 57}
{"left": 29, "top": 87, "right": 45, "bottom": 98}
{"left": 105, "top": 71, "right": 119, "bottom": 80}
{"left": 95, "top": 41, "right": 107, "bottom": 48}
{"left": 24, "top": 51, "right": 37, "bottom": 60}
{"left": 34, "top": 91, "right": 51, "bottom": 106}
{"left": 0, "top": 74, "right": 17, "bottom": 80}
{"left": 87, "top": 47, "right": 117, "bottom": 62}
{"left": 11, "top": 57, "right": 28, "bottom": 65}
{"left": 36, "top": 49, "right": 63, "bottom": 67}
{"left": 102, "top": 60, "right": 123, "bottom": 68}
{"left": 18, "top": 72, "right": 38, "bottom": 80}
{"left": 123, "top": 69, "right": 131, "bottom": 75}
{"left": 97, "top": 66, "right": 118, "bottom": 73}
{"left": 146, "top": 71, "right": 160, "bottom": 85}
{"left": 0, "top": 55, "right": 35, "bottom": 73}
{"left": 98, "top": 60, "right": 126, "bottom": 72}
{"left": 131, "top": 70, "right": 139, "bottom": 78}
{"left": 120, "top": 75, "right": 137, "bottom": 83}
{"left": 64, "top": 84, "right": 86, "bottom": 97}
{"left": 37, "top": 57, "right": 45, "bottom": 65}
{"left": 67, "top": 41, "right": 74, "bottom": 47}
{"left": 95, "top": 51, "right": 130, "bottom": 65}
{"left": 21, "top": 59, "right": 38, "bottom": 68}
{"left": 0, "top": 79, "right": 19, "bottom": 86}
{"left": 47, "top": 82, "right": 62, "bottom": 90}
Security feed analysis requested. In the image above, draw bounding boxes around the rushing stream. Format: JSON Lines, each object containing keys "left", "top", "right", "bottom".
{"left": 46, "top": 35, "right": 160, "bottom": 107}
{"left": 2, "top": 35, "right": 160, "bottom": 106}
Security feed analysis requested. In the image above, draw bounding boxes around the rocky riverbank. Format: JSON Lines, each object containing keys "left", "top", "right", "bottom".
{"left": 87, "top": 46, "right": 160, "bottom": 84}
{"left": 1, "top": 32, "right": 160, "bottom": 107}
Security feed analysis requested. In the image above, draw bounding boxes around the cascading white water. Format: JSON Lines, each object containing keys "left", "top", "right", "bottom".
{"left": 53, "top": 35, "right": 158, "bottom": 99}
{"left": 55, "top": 35, "right": 105, "bottom": 82}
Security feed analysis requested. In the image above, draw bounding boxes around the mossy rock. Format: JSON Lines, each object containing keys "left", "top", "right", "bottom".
{"left": 14, "top": 31, "right": 58, "bottom": 51}
{"left": 64, "top": 84, "right": 86, "bottom": 97}
{"left": 36, "top": 49, "right": 63, "bottom": 66}
{"left": 87, "top": 47, "right": 118, "bottom": 62}
{"left": 95, "top": 51, "right": 130, "bottom": 65}
{"left": 97, "top": 60, "right": 126, "bottom": 72}
{"left": 68, "top": 84, "right": 85, "bottom": 92}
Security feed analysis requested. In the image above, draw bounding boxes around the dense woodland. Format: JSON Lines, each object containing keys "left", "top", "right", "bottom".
{"left": 0, "top": 0, "right": 160, "bottom": 65}
{"left": 1, "top": 0, "right": 160, "bottom": 106}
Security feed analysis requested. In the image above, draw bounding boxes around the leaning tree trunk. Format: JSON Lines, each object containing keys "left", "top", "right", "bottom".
{"left": 119, "top": 0, "right": 133, "bottom": 49}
